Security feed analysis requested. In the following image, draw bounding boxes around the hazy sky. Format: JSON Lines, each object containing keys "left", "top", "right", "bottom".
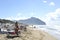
{"left": 0, "top": 0, "right": 60, "bottom": 25}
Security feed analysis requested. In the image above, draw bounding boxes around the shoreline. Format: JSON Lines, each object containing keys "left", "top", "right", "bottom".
{"left": 29, "top": 25, "right": 60, "bottom": 40}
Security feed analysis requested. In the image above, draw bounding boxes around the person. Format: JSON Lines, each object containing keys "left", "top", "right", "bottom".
{"left": 24, "top": 26, "right": 27, "bottom": 31}
{"left": 14, "top": 21, "right": 19, "bottom": 36}
{"left": 20, "top": 25, "right": 23, "bottom": 30}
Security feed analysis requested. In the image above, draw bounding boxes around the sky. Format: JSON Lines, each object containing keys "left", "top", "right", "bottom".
{"left": 0, "top": 0, "right": 60, "bottom": 26}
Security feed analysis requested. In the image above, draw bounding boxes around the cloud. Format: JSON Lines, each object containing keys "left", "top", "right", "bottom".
{"left": 30, "top": 12, "right": 36, "bottom": 17}
{"left": 5, "top": 12, "right": 35, "bottom": 20}
{"left": 5, "top": 13, "right": 27, "bottom": 20}
{"left": 17, "top": 13, "right": 22, "bottom": 17}
{"left": 5, "top": 16, "right": 28, "bottom": 20}
{"left": 43, "top": 1, "right": 47, "bottom": 3}
{"left": 43, "top": 8, "right": 60, "bottom": 26}
{"left": 29, "top": 12, "right": 34, "bottom": 17}
{"left": 49, "top": 2, "right": 55, "bottom": 6}
{"left": 43, "top": 1, "right": 55, "bottom": 6}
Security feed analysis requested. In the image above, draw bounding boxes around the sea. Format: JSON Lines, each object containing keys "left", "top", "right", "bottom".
{"left": 34, "top": 25, "right": 60, "bottom": 40}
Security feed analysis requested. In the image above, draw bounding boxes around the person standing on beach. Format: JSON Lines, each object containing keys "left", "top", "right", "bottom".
{"left": 15, "top": 21, "right": 19, "bottom": 36}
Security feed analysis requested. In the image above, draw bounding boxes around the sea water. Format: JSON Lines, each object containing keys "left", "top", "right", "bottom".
{"left": 34, "top": 25, "right": 60, "bottom": 40}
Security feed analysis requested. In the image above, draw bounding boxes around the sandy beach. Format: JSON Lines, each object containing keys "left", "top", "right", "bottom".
{"left": 0, "top": 27, "right": 57, "bottom": 40}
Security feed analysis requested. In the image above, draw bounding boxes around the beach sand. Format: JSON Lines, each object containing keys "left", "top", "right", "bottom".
{"left": 0, "top": 27, "right": 57, "bottom": 40}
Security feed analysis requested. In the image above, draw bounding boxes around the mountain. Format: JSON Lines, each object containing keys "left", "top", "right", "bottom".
{"left": 18, "top": 17, "right": 46, "bottom": 25}
{"left": 0, "top": 19, "right": 15, "bottom": 23}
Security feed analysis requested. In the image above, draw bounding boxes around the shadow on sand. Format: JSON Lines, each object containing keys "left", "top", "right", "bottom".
{"left": 6, "top": 36, "right": 20, "bottom": 39}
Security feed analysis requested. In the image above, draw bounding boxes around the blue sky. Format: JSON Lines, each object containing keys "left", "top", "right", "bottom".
{"left": 0, "top": 0, "right": 60, "bottom": 25}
